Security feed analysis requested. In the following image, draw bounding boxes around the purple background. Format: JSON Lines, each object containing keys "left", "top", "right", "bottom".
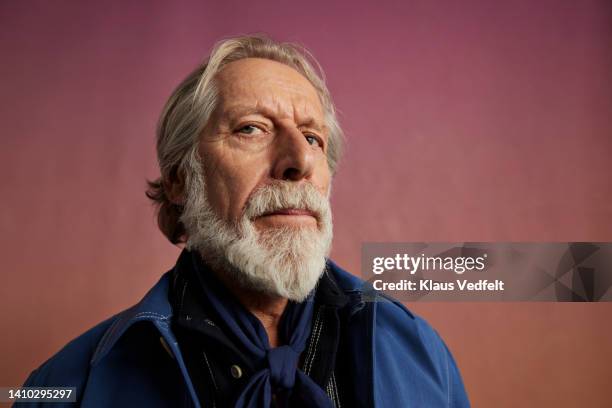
{"left": 1, "top": 1, "right": 611, "bottom": 406}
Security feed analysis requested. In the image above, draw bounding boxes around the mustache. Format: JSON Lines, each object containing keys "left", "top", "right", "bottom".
{"left": 243, "top": 181, "right": 329, "bottom": 221}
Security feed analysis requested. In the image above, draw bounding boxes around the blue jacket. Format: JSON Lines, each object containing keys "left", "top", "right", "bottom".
{"left": 22, "top": 260, "right": 470, "bottom": 407}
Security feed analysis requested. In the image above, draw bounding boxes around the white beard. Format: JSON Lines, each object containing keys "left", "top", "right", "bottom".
{"left": 179, "top": 166, "right": 333, "bottom": 302}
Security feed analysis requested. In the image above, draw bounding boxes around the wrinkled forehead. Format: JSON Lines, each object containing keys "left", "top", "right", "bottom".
{"left": 214, "top": 58, "right": 326, "bottom": 123}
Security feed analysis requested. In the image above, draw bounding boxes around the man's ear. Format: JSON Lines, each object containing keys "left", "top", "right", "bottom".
{"left": 164, "top": 169, "right": 186, "bottom": 206}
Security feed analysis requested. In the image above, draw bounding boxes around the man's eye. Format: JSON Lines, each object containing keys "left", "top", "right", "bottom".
{"left": 236, "top": 125, "right": 263, "bottom": 135}
{"left": 305, "top": 134, "right": 321, "bottom": 147}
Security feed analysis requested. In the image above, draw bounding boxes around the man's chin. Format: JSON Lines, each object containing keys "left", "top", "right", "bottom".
{"left": 221, "top": 231, "right": 328, "bottom": 302}
{"left": 240, "top": 268, "right": 324, "bottom": 302}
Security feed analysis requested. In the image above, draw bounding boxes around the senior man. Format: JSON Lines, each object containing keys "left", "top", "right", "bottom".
{"left": 23, "top": 36, "right": 470, "bottom": 407}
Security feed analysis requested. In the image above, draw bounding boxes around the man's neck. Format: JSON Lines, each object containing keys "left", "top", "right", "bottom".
{"left": 213, "top": 269, "right": 288, "bottom": 348}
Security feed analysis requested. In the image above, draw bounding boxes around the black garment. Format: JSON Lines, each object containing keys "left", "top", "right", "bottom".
{"left": 169, "top": 251, "right": 351, "bottom": 408}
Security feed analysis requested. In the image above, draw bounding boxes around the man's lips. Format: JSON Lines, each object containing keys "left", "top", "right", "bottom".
{"left": 259, "top": 208, "right": 317, "bottom": 218}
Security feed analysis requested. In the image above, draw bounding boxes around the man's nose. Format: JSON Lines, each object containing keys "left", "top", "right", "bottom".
{"left": 271, "top": 126, "right": 315, "bottom": 181}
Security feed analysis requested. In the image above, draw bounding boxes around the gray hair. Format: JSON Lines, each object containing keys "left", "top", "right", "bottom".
{"left": 146, "top": 35, "right": 344, "bottom": 244}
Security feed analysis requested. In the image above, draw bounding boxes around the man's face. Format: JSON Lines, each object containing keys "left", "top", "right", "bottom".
{"left": 180, "top": 58, "right": 334, "bottom": 301}
{"left": 199, "top": 58, "right": 331, "bottom": 231}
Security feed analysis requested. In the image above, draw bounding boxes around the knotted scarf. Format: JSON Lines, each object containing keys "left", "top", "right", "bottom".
{"left": 190, "top": 253, "right": 334, "bottom": 408}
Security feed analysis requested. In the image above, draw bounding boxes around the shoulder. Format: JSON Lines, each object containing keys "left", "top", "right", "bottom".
{"left": 24, "top": 272, "right": 174, "bottom": 388}
{"left": 373, "top": 293, "right": 451, "bottom": 372}
{"left": 23, "top": 315, "right": 118, "bottom": 387}
{"left": 327, "top": 259, "right": 470, "bottom": 406}
{"left": 373, "top": 297, "right": 470, "bottom": 406}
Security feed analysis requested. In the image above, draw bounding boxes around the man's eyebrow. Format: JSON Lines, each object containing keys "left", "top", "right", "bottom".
{"left": 222, "top": 105, "right": 265, "bottom": 117}
{"left": 222, "top": 104, "right": 328, "bottom": 133}
{"left": 298, "top": 117, "right": 328, "bottom": 133}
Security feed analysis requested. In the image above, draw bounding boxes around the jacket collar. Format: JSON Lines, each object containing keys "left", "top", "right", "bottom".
{"left": 90, "top": 257, "right": 368, "bottom": 366}
{"left": 90, "top": 272, "right": 174, "bottom": 366}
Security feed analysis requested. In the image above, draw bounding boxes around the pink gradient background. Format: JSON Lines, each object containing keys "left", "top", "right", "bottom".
{"left": 1, "top": 1, "right": 611, "bottom": 406}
